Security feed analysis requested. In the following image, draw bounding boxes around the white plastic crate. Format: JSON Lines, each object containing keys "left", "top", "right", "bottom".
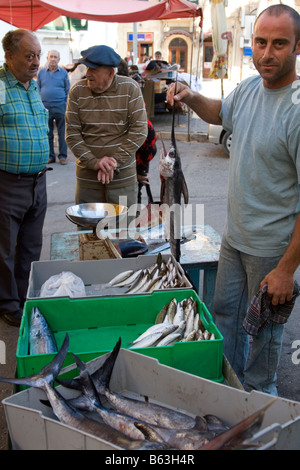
{"left": 3, "top": 349, "right": 300, "bottom": 450}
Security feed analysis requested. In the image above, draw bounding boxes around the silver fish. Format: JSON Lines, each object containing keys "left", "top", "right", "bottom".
{"left": 108, "top": 270, "right": 134, "bottom": 286}
{"left": 184, "top": 309, "right": 195, "bottom": 339}
{"left": 173, "top": 301, "right": 185, "bottom": 324}
{"left": 146, "top": 276, "right": 164, "bottom": 293}
{"left": 166, "top": 297, "right": 177, "bottom": 323}
{"left": 70, "top": 354, "right": 213, "bottom": 450}
{"left": 131, "top": 323, "right": 169, "bottom": 345}
{"left": 156, "top": 332, "right": 182, "bottom": 347}
{"left": 59, "top": 340, "right": 233, "bottom": 442}
{"left": 135, "top": 421, "right": 211, "bottom": 450}
{"left": 131, "top": 324, "right": 179, "bottom": 349}
{"left": 129, "top": 332, "right": 163, "bottom": 349}
{"left": 104, "top": 388, "right": 197, "bottom": 430}
{"left": 29, "top": 307, "right": 58, "bottom": 355}
{"left": 111, "top": 269, "right": 143, "bottom": 288}
{"left": 174, "top": 320, "right": 186, "bottom": 335}
{"left": 155, "top": 304, "right": 168, "bottom": 324}
{"left": 125, "top": 270, "right": 149, "bottom": 293}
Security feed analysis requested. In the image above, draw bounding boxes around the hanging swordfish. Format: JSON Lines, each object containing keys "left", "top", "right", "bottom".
{"left": 159, "top": 80, "right": 189, "bottom": 262}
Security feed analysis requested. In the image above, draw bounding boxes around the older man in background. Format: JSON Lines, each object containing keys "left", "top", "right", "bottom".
{"left": 65, "top": 45, "right": 148, "bottom": 215}
{"left": 38, "top": 49, "right": 70, "bottom": 165}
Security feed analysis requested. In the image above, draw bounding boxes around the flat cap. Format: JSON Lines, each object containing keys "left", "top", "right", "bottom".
{"left": 78, "top": 45, "right": 121, "bottom": 69}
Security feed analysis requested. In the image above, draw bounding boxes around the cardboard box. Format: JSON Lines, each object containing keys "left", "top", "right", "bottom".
{"left": 153, "top": 79, "right": 166, "bottom": 93}
{"left": 3, "top": 349, "right": 300, "bottom": 450}
{"left": 27, "top": 254, "right": 192, "bottom": 300}
{"left": 17, "top": 290, "right": 223, "bottom": 385}
{"left": 78, "top": 232, "right": 121, "bottom": 260}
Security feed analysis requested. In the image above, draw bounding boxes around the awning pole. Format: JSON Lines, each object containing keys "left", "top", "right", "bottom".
{"left": 133, "top": 23, "right": 138, "bottom": 64}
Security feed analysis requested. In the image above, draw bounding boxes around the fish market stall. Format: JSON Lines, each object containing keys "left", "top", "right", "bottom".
{"left": 48, "top": 224, "right": 221, "bottom": 312}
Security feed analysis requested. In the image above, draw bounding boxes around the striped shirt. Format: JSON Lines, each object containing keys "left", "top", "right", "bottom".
{"left": 0, "top": 64, "right": 49, "bottom": 174}
{"left": 66, "top": 74, "right": 148, "bottom": 189}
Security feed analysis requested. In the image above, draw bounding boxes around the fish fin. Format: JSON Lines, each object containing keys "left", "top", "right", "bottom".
{"left": 156, "top": 253, "right": 163, "bottom": 267}
{"left": 194, "top": 415, "right": 209, "bottom": 432}
{"left": 134, "top": 422, "right": 166, "bottom": 444}
{"left": 91, "top": 337, "right": 121, "bottom": 391}
{"left": 40, "top": 399, "right": 51, "bottom": 408}
{"left": 71, "top": 352, "right": 87, "bottom": 373}
{"left": 0, "top": 375, "right": 39, "bottom": 388}
{"left": 56, "top": 377, "right": 83, "bottom": 391}
{"left": 200, "top": 399, "right": 277, "bottom": 450}
{"left": 0, "top": 333, "right": 69, "bottom": 389}
{"left": 181, "top": 175, "right": 189, "bottom": 205}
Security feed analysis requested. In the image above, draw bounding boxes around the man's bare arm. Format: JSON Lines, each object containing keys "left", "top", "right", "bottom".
{"left": 167, "top": 82, "right": 222, "bottom": 125}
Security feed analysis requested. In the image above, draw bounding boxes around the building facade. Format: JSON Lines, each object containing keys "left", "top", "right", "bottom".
{"left": 117, "top": 0, "right": 300, "bottom": 83}
{"left": 0, "top": 0, "right": 298, "bottom": 82}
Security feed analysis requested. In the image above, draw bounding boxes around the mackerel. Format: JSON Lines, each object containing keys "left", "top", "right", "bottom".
{"left": 29, "top": 307, "right": 57, "bottom": 355}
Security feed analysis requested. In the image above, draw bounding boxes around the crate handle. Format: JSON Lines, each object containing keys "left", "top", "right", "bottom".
{"left": 200, "top": 303, "right": 213, "bottom": 329}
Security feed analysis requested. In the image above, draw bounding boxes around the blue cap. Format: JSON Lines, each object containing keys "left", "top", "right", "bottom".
{"left": 78, "top": 45, "right": 121, "bottom": 69}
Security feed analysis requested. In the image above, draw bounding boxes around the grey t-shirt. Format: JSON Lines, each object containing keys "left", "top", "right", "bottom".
{"left": 220, "top": 74, "right": 300, "bottom": 257}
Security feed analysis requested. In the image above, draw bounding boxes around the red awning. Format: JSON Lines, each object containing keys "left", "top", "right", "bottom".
{"left": 0, "top": 0, "right": 202, "bottom": 31}
{"left": 0, "top": 0, "right": 59, "bottom": 30}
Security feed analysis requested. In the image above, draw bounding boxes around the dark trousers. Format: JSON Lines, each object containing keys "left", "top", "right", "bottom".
{"left": 0, "top": 170, "right": 47, "bottom": 315}
{"left": 48, "top": 108, "right": 67, "bottom": 160}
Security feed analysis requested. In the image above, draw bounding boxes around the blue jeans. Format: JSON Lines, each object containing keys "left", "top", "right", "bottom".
{"left": 213, "top": 237, "right": 284, "bottom": 395}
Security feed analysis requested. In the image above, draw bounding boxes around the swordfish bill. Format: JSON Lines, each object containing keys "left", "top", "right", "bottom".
{"left": 159, "top": 78, "right": 189, "bottom": 262}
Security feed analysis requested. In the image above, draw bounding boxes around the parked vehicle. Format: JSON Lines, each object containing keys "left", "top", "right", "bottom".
{"left": 208, "top": 124, "right": 232, "bottom": 156}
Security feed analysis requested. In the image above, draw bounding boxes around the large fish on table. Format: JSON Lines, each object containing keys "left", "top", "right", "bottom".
{"left": 159, "top": 84, "right": 189, "bottom": 262}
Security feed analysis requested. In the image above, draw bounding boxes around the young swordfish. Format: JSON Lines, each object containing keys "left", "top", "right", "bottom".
{"left": 159, "top": 82, "right": 189, "bottom": 262}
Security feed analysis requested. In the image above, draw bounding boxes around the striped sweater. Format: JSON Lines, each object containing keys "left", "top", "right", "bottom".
{"left": 65, "top": 74, "right": 148, "bottom": 189}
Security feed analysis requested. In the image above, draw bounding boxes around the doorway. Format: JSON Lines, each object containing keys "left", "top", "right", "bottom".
{"left": 203, "top": 39, "right": 213, "bottom": 78}
{"left": 168, "top": 38, "right": 188, "bottom": 72}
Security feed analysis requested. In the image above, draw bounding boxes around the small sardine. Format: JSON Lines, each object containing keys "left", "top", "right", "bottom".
{"left": 125, "top": 270, "right": 148, "bottom": 293}
{"left": 108, "top": 270, "right": 134, "bottom": 286}
{"left": 173, "top": 301, "right": 185, "bottom": 324}
{"left": 184, "top": 309, "right": 195, "bottom": 338}
{"left": 166, "top": 298, "right": 177, "bottom": 323}
{"left": 184, "top": 330, "right": 197, "bottom": 342}
{"left": 156, "top": 333, "right": 182, "bottom": 347}
{"left": 174, "top": 320, "right": 186, "bottom": 335}
{"left": 143, "top": 276, "right": 163, "bottom": 293}
{"left": 131, "top": 323, "right": 167, "bottom": 345}
{"left": 155, "top": 304, "right": 168, "bottom": 324}
{"left": 129, "top": 332, "right": 163, "bottom": 349}
{"left": 112, "top": 269, "right": 143, "bottom": 288}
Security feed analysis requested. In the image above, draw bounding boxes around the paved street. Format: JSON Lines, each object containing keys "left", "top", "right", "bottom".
{"left": 0, "top": 79, "right": 299, "bottom": 449}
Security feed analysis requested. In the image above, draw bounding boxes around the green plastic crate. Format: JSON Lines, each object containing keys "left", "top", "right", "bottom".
{"left": 17, "top": 290, "right": 223, "bottom": 385}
